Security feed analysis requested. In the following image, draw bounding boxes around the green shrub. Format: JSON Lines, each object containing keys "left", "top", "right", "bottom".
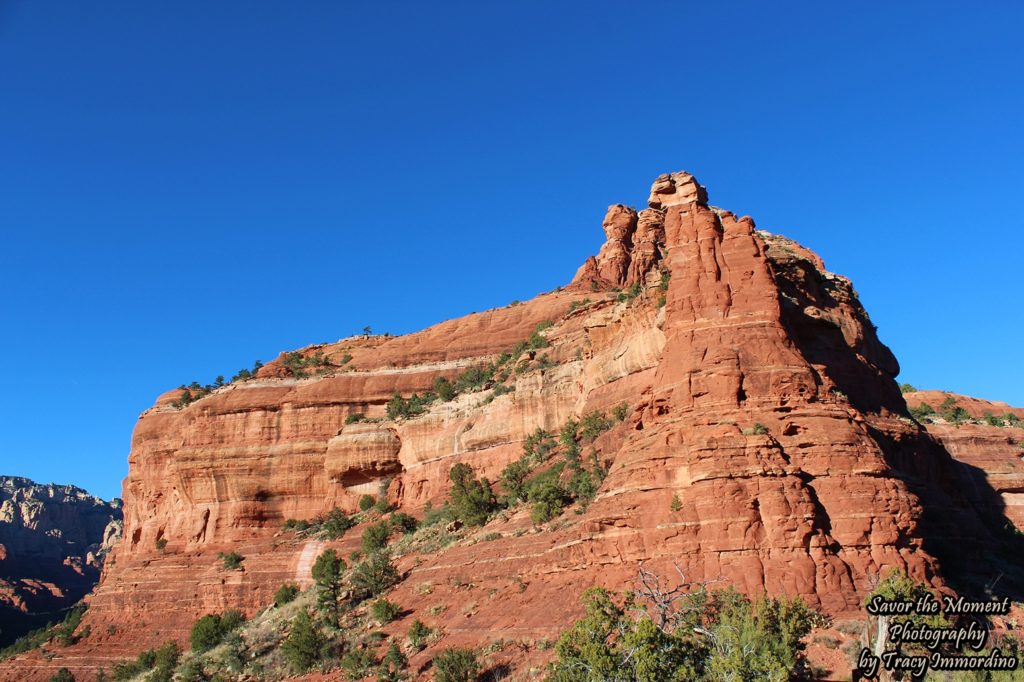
{"left": 752, "top": 423, "right": 768, "bottom": 435}
{"left": 281, "top": 350, "right": 332, "bottom": 378}
{"left": 448, "top": 463, "right": 498, "bottom": 526}
{"left": 492, "top": 383, "right": 514, "bottom": 397}
{"left": 528, "top": 329, "right": 549, "bottom": 350}
{"left": 189, "top": 610, "right": 244, "bottom": 653}
{"left": 389, "top": 512, "right": 419, "bottom": 534}
{"left": 53, "top": 604, "right": 87, "bottom": 646}
{"left": 283, "top": 518, "right": 312, "bottom": 532}
{"left": 387, "top": 392, "right": 430, "bottom": 420}
{"left": 500, "top": 458, "right": 532, "bottom": 504}
{"left": 274, "top": 583, "right": 300, "bottom": 607}
{"left": 567, "top": 466, "right": 599, "bottom": 509}
{"left": 351, "top": 551, "right": 401, "bottom": 601}
{"left": 407, "top": 619, "right": 432, "bottom": 651}
{"left": 321, "top": 507, "right": 355, "bottom": 539}
{"left": 1008, "top": 413, "right": 1023, "bottom": 428}
{"left": 455, "top": 365, "right": 493, "bottom": 393}
{"left": 357, "top": 494, "right": 375, "bottom": 511}
{"left": 612, "top": 402, "right": 629, "bottom": 422}
{"left": 49, "top": 669, "right": 75, "bottom": 682}
{"left": 434, "top": 647, "right": 481, "bottom": 682}
{"left": 510, "top": 340, "right": 530, "bottom": 361}
{"left": 434, "top": 376, "right": 457, "bottom": 402}
{"left": 341, "top": 648, "right": 379, "bottom": 680}
{"left": 111, "top": 659, "right": 147, "bottom": 682}
{"left": 670, "top": 494, "right": 682, "bottom": 512}
{"left": 659, "top": 270, "right": 671, "bottom": 292}
{"left": 362, "top": 522, "right": 392, "bottom": 553}
{"left": 550, "top": 583, "right": 817, "bottom": 682}
{"left": 280, "top": 610, "right": 325, "bottom": 673}
{"left": 230, "top": 360, "right": 263, "bottom": 383}
{"left": 617, "top": 282, "right": 642, "bottom": 302}
{"left": 559, "top": 418, "right": 579, "bottom": 446}
{"left": 567, "top": 298, "right": 591, "bottom": 314}
{"left": 312, "top": 549, "right": 346, "bottom": 626}
{"left": 149, "top": 641, "right": 180, "bottom": 682}
{"left": 530, "top": 476, "right": 571, "bottom": 524}
{"left": 523, "top": 427, "right": 556, "bottom": 461}
{"left": 983, "top": 411, "right": 1003, "bottom": 426}
{"left": 909, "top": 402, "right": 935, "bottom": 421}
{"left": 378, "top": 641, "right": 409, "bottom": 682}
{"left": 155, "top": 537, "right": 168, "bottom": 551}
{"left": 345, "top": 412, "right": 365, "bottom": 424}
{"left": 579, "top": 410, "right": 614, "bottom": 442}
{"left": 899, "top": 383, "right": 918, "bottom": 393}
{"left": 218, "top": 551, "right": 244, "bottom": 570}
{"left": 175, "top": 659, "right": 206, "bottom": 682}
{"left": 940, "top": 397, "right": 970, "bottom": 425}
{"left": 370, "top": 598, "right": 401, "bottom": 624}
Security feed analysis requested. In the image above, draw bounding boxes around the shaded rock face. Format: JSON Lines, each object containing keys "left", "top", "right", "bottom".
{"left": 0, "top": 477, "right": 122, "bottom": 647}
{"left": 903, "top": 391, "right": 1024, "bottom": 530}
{"left": 8, "top": 171, "right": 1023, "bottom": 680}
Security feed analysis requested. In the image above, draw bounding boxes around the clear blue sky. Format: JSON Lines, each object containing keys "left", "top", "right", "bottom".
{"left": 1, "top": 2, "right": 1021, "bottom": 500}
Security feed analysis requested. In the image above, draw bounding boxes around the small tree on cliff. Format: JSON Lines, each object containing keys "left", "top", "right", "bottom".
{"left": 280, "top": 609, "right": 325, "bottom": 673}
{"left": 448, "top": 463, "right": 497, "bottom": 526}
{"left": 351, "top": 551, "right": 400, "bottom": 601}
{"left": 311, "top": 549, "right": 346, "bottom": 626}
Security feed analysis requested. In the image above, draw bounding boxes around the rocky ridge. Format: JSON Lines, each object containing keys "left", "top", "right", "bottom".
{"left": 5, "top": 171, "right": 1023, "bottom": 680}
{"left": 0, "top": 476, "right": 122, "bottom": 647}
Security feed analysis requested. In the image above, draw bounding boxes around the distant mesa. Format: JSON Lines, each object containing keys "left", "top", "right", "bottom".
{"left": 0, "top": 476, "right": 122, "bottom": 648}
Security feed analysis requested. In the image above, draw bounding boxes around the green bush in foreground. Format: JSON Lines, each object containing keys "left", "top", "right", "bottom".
{"left": 274, "top": 582, "right": 300, "bottom": 607}
{"left": 909, "top": 401, "right": 935, "bottom": 421}
{"left": 351, "top": 551, "right": 401, "bottom": 601}
{"left": 49, "top": 670, "right": 75, "bottom": 682}
{"left": 361, "top": 521, "right": 391, "bottom": 553}
{"left": 321, "top": 507, "right": 355, "bottom": 539}
{"left": 378, "top": 641, "right": 409, "bottom": 682}
{"left": 549, "top": 582, "right": 817, "bottom": 682}
{"left": 280, "top": 610, "right": 325, "bottom": 673}
{"left": 312, "top": 549, "right": 346, "bottom": 626}
{"left": 110, "top": 640, "right": 180, "bottom": 682}
{"left": 407, "top": 618, "right": 432, "bottom": 651}
{"left": 448, "top": 462, "right": 498, "bottom": 526}
{"left": 370, "top": 598, "right": 401, "bottom": 624}
{"left": 189, "top": 610, "right": 245, "bottom": 653}
{"left": 434, "top": 647, "right": 481, "bottom": 682}
{"left": 341, "top": 647, "right": 379, "bottom": 680}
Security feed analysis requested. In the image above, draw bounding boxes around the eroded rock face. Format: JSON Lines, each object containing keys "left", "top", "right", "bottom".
{"left": 8, "top": 171, "right": 1023, "bottom": 680}
{"left": 0, "top": 477, "right": 122, "bottom": 647}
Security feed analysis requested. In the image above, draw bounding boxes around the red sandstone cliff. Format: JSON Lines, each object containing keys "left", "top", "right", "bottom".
{"left": 6, "top": 171, "right": 1023, "bottom": 679}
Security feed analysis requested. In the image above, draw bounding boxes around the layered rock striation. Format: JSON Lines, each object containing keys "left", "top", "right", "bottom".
{"left": 7, "top": 171, "right": 1023, "bottom": 679}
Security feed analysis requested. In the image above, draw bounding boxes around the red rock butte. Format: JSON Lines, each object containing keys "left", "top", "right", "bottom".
{"left": 7, "top": 171, "right": 1024, "bottom": 680}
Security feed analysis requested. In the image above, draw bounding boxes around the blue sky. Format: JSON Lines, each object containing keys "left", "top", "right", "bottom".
{"left": 1, "top": 2, "right": 1021, "bottom": 500}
